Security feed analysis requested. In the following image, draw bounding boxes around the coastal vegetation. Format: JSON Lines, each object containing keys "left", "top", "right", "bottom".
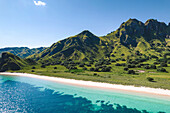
{"left": 0, "top": 18, "right": 170, "bottom": 89}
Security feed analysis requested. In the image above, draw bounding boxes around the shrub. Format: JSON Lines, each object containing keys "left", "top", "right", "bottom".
{"left": 115, "top": 63, "right": 121, "bottom": 66}
{"left": 32, "top": 66, "right": 36, "bottom": 69}
{"left": 151, "top": 55, "right": 158, "bottom": 59}
{"left": 153, "top": 62, "right": 159, "bottom": 65}
{"left": 157, "top": 68, "right": 167, "bottom": 72}
{"left": 94, "top": 67, "right": 100, "bottom": 72}
{"left": 147, "top": 77, "right": 154, "bottom": 82}
{"left": 127, "top": 64, "right": 135, "bottom": 68}
{"left": 150, "top": 65, "right": 156, "bottom": 69}
{"left": 121, "top": 54, "right": 125, "bottom": 56}
{"left": 111, "top": 59, "right": 116, "bottom": 62}
{"left": 90, "top": 68, "right": 94, "bottom": 71}
{"left": 160, "top": 63, "right": 168, "bottom": 67}
{"left": 167, "top": 61, "right": 170, "bottom": 64}
{"left": 93, "top": 73, "right": 97, "bottom": 76}
{"left": 116, "top": 59, "right": 119, "bottom": 61}
{"left": 111, "top": 54, "right": 115, "bottom": 57}
{"left": 136, "top": 64, "right": 141, "bottom": 68}
{"left": 41, "top": 65, "right": 46, "bottom": 68}
{"left": 101, "top": 66, "right": 111, "bottom": 72}
{"left": 83, "top": 67, "right": 87, "bottom": 70}
{"left": 120, "top": 63, "right": 126, "bottom": 66}
{"left": 128, "top": 70, "right": 135, "bottom": 74}
{"left": 54, "top": 67, "right": 57, "bottom": 69}
{"left": 122, "top": 58, "right": 126, "bottom": 61}
{"left": 86, "top": 64, "right": 91, "bottom": 67}
{"left": 31, "top": 70, "right": 35, "bottom": 72}
{"left": 124, "top": 67, "right": 128, "bottom": 71}
{"left": 79, "top": 64, "right": 84, "bottom": 67}
{"left": 144, "top": 65, "right": 150, "bottom": 69}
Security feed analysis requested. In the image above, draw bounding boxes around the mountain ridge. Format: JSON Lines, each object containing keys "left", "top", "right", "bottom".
{"left": 20, "top": 19, "right": 170, "bottom": 63}
{"left": 0, "top": 47, "right": 47, "bottom": 58}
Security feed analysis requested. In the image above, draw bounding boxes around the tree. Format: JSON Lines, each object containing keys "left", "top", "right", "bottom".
{"left": 144, "top": 65, "right": 150, "bottom": 69}
{"left": 115, "top": 63, "right": 121, "bottom": 66}
{"left": 54, "top": 67, "right": 57, "bottom": 69}
{"left": 160, "top": 63, "right": 167, "bottom": 67}
{"left": 101, "top": 66, "right": 111, "bottom": 72}
{"left": 157, "top": 68, "right": 167, "bottom": 72}
{"left": 94, "top": 67, "right": 100, "bottom": 72}
{"left": 124, "top": 67, "right": 128, "bottom": 71}
{"left": 90, "top": 68, "right": 94, "bottom": 71}
{"left": 31, "top": 70, "right": 35, "bottom": 72}
{"left": 41, "top": 65, "right": 46, "bottom": 68}
{"left": 32, "top": 66, "right": 36, "bottom": 69}
{"left": 128, "top": 70, "right": 135, "bottom": 74}
{"left": 83, "top": 67, "right": 87, "bottom": 70}
{"left": 93, "top": 73, "right": 97, "bottom": 76}
{"left": 79, "top": 64, "right": 84, "bottom": 67}
{"left": 147, "top": 77, "right": 154, "bottom": 82}
{"left": 150, "top": 65, "right": 156, "bottom": 69}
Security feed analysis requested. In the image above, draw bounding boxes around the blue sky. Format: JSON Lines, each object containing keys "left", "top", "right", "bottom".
{"left": 0, "top": 0, "right": 170, "bottom": 48}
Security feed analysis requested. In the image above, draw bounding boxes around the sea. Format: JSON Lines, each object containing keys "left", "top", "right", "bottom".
{"left": 0, "top": 75, "right": 170, "bottom": 113}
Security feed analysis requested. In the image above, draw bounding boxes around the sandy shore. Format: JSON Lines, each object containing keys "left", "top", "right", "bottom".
{"left": 0, "top": 72, "right": 170, "bottom": 97}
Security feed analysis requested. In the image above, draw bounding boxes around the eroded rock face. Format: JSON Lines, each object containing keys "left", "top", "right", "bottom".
{"left": 144, "top": 19, "right": 168, "bottom": 40}
{"left": 145, "top": 19, "right": 167, "bottom": 32}
{"left": 113, "top": 19, "right": 170, "bottom": 47}
{"left": 116, "top": 19, "right": 145, "bottom": 46}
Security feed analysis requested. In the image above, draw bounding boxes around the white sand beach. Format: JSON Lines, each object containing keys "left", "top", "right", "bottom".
{"left": 0, "top": 72, "right": 170, "bottom": 97}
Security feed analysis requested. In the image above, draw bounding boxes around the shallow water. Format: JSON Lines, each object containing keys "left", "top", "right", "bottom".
{"left": 0, "top": 75, "right": 170, "bottom": 113}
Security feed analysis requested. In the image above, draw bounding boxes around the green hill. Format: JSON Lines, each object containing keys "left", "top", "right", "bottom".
{"left": 0, "top": 47, "right": 47, "bottom": 58}
{"left": 30, "top": 19, "right": 170, "bottom": 63}
{"left": 6, "top": 18, "right": 170, "bottom": 89}
{"left": 0, "top": 52, "right": 36, "bottom": 71}
{"left": 32, "top": 30, "right": 112, "bottom": 62}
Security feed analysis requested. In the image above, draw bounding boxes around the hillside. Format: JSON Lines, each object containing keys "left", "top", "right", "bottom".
{"left": 8, "top": 18, "right": 170, "bottom": 89}
{"left": 0, "top": 52, "right": 36, "bottom": 71}
{"left": 0, "top": 47, "right": 47, "bottom": 58}
{"left": 31, "top": 30, "right": 112, "bottom": 62}
{"left": 31, "top": 19, "right": 170, "bottom": 63}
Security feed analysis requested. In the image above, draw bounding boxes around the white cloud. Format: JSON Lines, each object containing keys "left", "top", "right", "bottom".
{"left": 34, "top": 1, "right": 46, "bottom": 6}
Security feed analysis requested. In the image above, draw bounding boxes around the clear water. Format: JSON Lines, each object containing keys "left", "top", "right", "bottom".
{"left": 0, "top": 75, "right": 170, "bottom": 113}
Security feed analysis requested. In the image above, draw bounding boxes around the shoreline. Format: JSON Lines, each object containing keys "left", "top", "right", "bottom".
{"left": 0, "top": 72, "right": 170, "bottom": 97}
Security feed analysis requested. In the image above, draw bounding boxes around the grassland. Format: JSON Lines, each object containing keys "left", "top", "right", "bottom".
{"left": 10, "top": 59, "right": 170, "bottom": 90}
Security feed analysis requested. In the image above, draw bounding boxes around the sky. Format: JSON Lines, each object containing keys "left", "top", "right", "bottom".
{"left": 0, "top": 0, "right": 170, "bottom": 48}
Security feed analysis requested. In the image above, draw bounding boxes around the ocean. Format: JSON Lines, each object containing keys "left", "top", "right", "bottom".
{"left": 0, "top": 75, "right": 170, "bottom": 113}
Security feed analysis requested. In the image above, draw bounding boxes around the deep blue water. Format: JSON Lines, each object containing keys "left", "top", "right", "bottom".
{"left": 0, "top": 75, "right": 170, "bottom": 113}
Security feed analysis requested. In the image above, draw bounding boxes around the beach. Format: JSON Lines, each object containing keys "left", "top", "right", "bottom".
{"left": 0, "top": 72, "right": 170, "bottom": 97}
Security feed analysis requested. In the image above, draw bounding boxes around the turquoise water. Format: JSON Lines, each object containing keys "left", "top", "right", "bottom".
{"left": 0, "top": 75, "right": 170, "bottom": 113}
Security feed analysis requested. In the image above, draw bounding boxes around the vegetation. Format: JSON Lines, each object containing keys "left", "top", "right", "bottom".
{"left": 147, "top": 77, "right": 154, "bottom": 82}
{"left": 0, "top": 47, "right": 47, "bottom": 58}
{"left": 0, "top": 52, "right": 36, "bottom": 71}
{"left": 7, "top": 53, "right": 170, "bottom": 90}
{"left": 1, "top": 18, "right": 170, "bottom": 90}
